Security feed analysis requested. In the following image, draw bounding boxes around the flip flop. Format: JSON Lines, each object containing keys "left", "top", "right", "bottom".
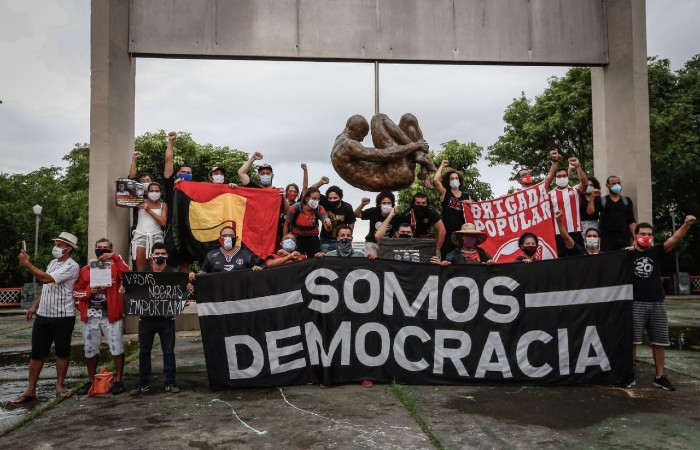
{"left": 11, "top": 395, "right": 36, "bottom": 405}
{"left": 56, "top": 388, "right": 72, "bottom": 398}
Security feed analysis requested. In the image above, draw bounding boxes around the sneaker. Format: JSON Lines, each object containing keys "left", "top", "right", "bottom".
{"left": 111, "top": 381, "right": 125, "bottom": 395}
{"left": 76, "top": 382, "right": 92, "bottom": 396}
{"left": 620, "top": 375, "right": 636, "bottom": 388}
{"left": 653, "top": 375, "right": 676, "bottom": 391}
{"left": 164, "top": 383, "right": 180, "bottom": 393}
{"left": 129, "top": 385, "right": 150, "bottom": 395}
{"left": 361, "top": 379, "right": 374, "bottom": 388}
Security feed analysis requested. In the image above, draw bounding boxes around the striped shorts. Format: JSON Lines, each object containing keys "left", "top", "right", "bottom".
{"left": 632, "top": 301, "right": 669, "bottom": 346}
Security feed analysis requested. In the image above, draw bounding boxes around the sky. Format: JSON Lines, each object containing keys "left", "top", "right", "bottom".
{"left": 1, "top": 0, "right": 699, "bottom": 240}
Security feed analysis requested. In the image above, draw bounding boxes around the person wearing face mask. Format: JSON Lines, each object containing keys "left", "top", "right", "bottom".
{"left": 73, "top": 238, "right": 131, "bottom": 396}
{"left": 579, "top": 176, "right": 601, "bottom": 237}
{"left": 433, "top": 160, "right": 473, "bottom": 257}
{"left": 515, "top": 149, "right": 560, "bottom": 191}
{"left": 196, "top": 226, "right": 265, "bottom": 274}
{"left": 586, "top": 175, "right": 637, "bottom": 251}
{"left": 355, "top": 191, "right": 397, "bottom": 260}
{"left": 124, "top": 243, "right": 193, "bottom": 395}
{"left": 12, "top": 232, "right": 80, "bottom": 404}
{"left": 132, "top": 182, "right": 168, "bottom": 271}
{"left": 265, "top": 234, "right": 307, "bottom": 267}
{"left": 583, "top": 228, "right": 602, "bottom": 255}
{"left": 388, "top": 192, "right": 446, "bottom": 257}
{"left": 308, "top": 178, "right": 357, "bottom": 254}
{"left": 548, "top": 157, "right": 589, "bottom": 257}
{"left": 514, "top": 232, "right": 540, "bottom": 263}
{"left": 431, "top": 223, "right": 493, "bottom": 265}
{"left": 284, "top": 187, "right": 332, "bottom": 256}
{"left": 315, "top": 226, "right": 365, "bottom": 258}
{"left": 622, "top": 216, "right": 696, "bottom": 391}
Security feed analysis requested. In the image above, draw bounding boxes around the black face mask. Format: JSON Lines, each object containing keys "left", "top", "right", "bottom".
{"left": 152, "top": 255, "right": 168, "bottom": 265}
{"left": 398, "top": 234, "right": 412, "bottom": 239}
{"left": 95, "top": 248, "right": 110, "bottom": 258}
{"left": 413, "top": 205, "right": 428, "bottom": 215}
{"left": 327, "top": 200, "right": 341, "bottom": 210}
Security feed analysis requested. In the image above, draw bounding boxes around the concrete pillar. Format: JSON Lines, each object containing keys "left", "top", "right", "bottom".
{"left": 591, "top": 0, "right": 652, "bottom": 223}
{"left": 89, "top": 0, "right": 134, "bottom": 257}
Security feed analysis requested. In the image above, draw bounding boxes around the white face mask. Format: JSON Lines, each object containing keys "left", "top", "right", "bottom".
{"left": 585, "top": 237, "right": 599, "bottom": 248}
{"left": 148, "top": 192, "right": 161, "bottom": 201}
{"left": 585, "top": 185, "right": 594, "bottom": 195}
{"left": 381, "top": 204, "right": 392, "bottom": 215}
{"left": 555, "top": 177, "right": 569, "bottom": 188}
{"left": 52, "top": 246, "right": 66, "bottom": 259}
{"left": 212, "top": 174, "right": 225, "bottom": 184}
{"left": 449, "top": 179, "right": 460, "bottom": 189}
{"left": 307, "top": 198, "right": 320, "bottom": 209}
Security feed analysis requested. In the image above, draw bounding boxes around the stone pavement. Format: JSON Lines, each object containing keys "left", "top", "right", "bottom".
{"left": 1, "top": 298, "right": 700, "bottom": 449}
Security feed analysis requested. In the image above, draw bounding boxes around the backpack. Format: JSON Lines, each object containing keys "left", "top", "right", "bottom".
{"left": 600, "top": 195, "right": 629, "bottom": 209}
{"left": 88, "top": 367, "right": 114, "bottom": 396}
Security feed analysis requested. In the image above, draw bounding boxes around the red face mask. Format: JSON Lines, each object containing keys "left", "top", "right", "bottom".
{"left": 286, "top": 192, "right": 297, "bottom": 202}
{"left": 636, "top": 235, "right": 653, "bottom": 248}
{"left": 520, "top": 175, "right": 532, "bottom": 185}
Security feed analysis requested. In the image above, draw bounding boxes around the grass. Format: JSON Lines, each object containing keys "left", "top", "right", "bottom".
{"left": 390, "top": 382, "right": 445, "bottom": 450}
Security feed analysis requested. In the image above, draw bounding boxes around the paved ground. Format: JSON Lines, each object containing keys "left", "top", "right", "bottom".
{"left": 1, "top": 298, "right": 700, "bottom": 449}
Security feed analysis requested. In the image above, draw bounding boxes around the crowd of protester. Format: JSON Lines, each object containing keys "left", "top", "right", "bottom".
{"left": 10, "top": 135, "right": 696, "bottom": 403}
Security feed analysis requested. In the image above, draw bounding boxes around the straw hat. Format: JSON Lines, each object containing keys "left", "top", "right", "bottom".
{"left": 452, "top": 223, "right": 487, "bottom": 244}
{"left": 52, "top": 231, "right": 79, "bottom": 249}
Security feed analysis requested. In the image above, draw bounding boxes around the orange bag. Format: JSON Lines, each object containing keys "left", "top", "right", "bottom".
{"left": 88, "top": 367, "right": 114, "bottom": 396}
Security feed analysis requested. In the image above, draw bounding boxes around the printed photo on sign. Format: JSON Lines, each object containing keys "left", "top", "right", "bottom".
{"left": 115, "top": 178, "right": 147, "bottom": 208}
{"left": 89, "top": 259, "right": 112, "bottom": 287}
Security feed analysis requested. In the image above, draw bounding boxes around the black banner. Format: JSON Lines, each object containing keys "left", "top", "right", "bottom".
{"left": 195, "top": 252, "right": 633, "bottom": 390}
{"left": 122, "top": 272, "right": 189, "bottom": 316}
{"left": 378, "top": 237, "right": 436, "bottom": 263}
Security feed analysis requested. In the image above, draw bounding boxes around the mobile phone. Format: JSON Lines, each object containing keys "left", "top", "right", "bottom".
{"left": 22, "top": 240, "right": 27, "bottom": 252}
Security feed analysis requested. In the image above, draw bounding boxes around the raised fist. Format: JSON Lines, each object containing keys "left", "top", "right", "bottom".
{"left": 440, "top": 159, "right": 449, "bottom": 167}
{"left": 132, "top": 151, "right": 142, "bottom": 159}
{"left": 167, "top": 131, "right": 177, "bottom": 141}
{"left": 686, "top": 215, "right": 697, "bottom": 225}
{"left": 361, "top": 197, "right": 370, "bottom": 205}
{"left": 252, "top": 151, "right": 263, "bottom": 161}
{"left": 549, "top": 149, "right": 559, "bottom": 161}
{"left": 301, "top": 163, "right": 307, "bottom": 171}
{"left": 568, "top": 157, "right": 580, "bottom": 168}
{"left": 320, "top": 176, "right": 330, "bottom": 185}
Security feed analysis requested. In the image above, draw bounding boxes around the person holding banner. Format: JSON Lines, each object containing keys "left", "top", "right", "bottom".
{"left": 431, "top": 223, "right": 493, "bottom": 265}
{"left": 266, "top": 234, "right": 307, "bottom": 267}
{"left": 124, "top": 242, "right": 191, "bottom": 395}
{"left": 433, "top": 160, "right": 471, "bottom": 257}
{"left": 355, "top": 191, "right": 396, "bottom": 259}
{"left": 315, "top": 226, "right": 365, "bottom": 258}
{"left": 197, "top": 226, "right": 264, "bottom": 273}
{"left": 514, "top": 233, "right": 541, "bottom": 263}
{"left": 583, "top": 228, "right": 602, "bottom": 255}
{"left": 73, "top": 238, "right": 131, "bottom": 396}
{"left": 625, "top": 215, "right": 696, "bottom": 391}
{"left": 389, "top": 192, "right": 445, "bottom": 256}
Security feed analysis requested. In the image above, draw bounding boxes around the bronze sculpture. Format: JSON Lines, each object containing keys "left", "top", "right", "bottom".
{"left": 331, "top": 113, "right": 436, "bottom": 191}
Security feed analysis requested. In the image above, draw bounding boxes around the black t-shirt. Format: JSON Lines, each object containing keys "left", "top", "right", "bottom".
{"left": 579, "top": 195, "right": 599, "bottom": 221}
{"left": 361, "top": 207, "right": 392, "bottom": 243}
{"left": 200, "top": 246, "right": 263, "bottom": 273}
{"left": 631, "top": 244, "right": 665, "bottom": 302}
{"left": 391, "top": 207, "right": 441, "bottom": 237}
{"left": 441, "top": 191, "right": 470, "bottom": 234}
{"left": 163, "top": 176, "right": 176, "bottom": 223}
{"left": 595, "top": 195, "right": 635, "bottom": 242}
{"left": 319, "top": 196, "right": 356, "bottom": 239}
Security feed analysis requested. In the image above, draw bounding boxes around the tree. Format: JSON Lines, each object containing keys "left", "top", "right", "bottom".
{"left": 397, "top": 140, "right": 492, "bottom": 213}
{"left": 487, "top": 68, "right": 593, "bottom": 181}
{"left": 487, "top": 56, "right": 700, "bottom": 273}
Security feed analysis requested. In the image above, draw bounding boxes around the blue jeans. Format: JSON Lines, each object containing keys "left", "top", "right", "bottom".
{"left": 319, "top": 238, "right": 338, "bottom": 254}
{"left": 138, "top": 317, "right": 176, "bottom": 386}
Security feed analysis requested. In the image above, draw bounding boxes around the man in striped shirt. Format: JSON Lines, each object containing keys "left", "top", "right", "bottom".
{"left": 549, "top": 157, "right": 589, "bottom": 257}
{"left": 12, "top": 232, "right": 80, "bottom": 404}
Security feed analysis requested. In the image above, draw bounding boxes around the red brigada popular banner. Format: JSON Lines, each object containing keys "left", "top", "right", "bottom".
{"left": 463, "top": 181, "right": 557, "bottom": 262}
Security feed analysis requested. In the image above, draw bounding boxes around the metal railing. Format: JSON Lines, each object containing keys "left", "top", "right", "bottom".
{"left": 0, "top": 288, "right": 21, "bottom": 307}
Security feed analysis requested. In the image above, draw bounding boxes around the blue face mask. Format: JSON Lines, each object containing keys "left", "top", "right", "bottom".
{"left": 260, "top": 175, "right": 272, "bottom": 186}
{"left": 281, "top": 238, "right": 296, "bottom": 252}
{"left": 178, "top": 173, "right": 193, "bottom": 181}
{"left": 609, "top": 184, "right": 622, "bottom": 194}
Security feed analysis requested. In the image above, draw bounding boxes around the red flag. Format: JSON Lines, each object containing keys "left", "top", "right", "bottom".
{"left": 173, "top": 181, "right": 281, "bottom": 259}
{"left": 463, "top": 181, "right": 557, "bottom": 262}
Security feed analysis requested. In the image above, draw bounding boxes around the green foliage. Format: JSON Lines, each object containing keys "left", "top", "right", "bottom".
{"left": 487, "top": 68, "right": 593, "bottom": 180}
{"left": 397, "top": 140, "right": 493, "bottom": 213}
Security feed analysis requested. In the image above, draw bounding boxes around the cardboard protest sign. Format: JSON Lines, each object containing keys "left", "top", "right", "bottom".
{"left": 122, "top": 271, "right": 189, "bottom": 317}
{"left": 115, "top": 178, "right": 147, "bottom": 208}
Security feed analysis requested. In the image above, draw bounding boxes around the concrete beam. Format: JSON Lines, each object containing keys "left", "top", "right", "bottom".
{"left": 90, "top": 0, "right": 134, "bottom": 258}
{"left": 592, "top": 0, "right": 652, "bottom": 223}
